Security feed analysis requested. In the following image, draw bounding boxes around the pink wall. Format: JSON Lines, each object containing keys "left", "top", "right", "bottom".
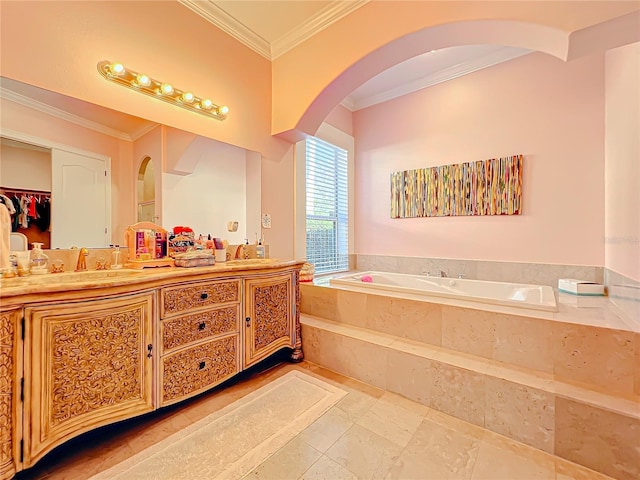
{"left": 324, "top": 104, "right": 354, "bottom": 137}
{"left": 605, "top": 42, "right": 639, "bottom": 281}
{"left": 353, "top": 52, "right": 606, "bottom": 265}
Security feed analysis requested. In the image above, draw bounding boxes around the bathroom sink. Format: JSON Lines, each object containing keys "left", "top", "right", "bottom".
{"left": 224, "top": 259, "right": 275, "bottom": 266}
{"left": 2, "top": 268, "right": 141, "bottom": 286}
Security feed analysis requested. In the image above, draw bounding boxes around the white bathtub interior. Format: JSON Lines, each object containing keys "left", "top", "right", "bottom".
{"left": 329, "top": 271, "right": 558, "bottom": 312}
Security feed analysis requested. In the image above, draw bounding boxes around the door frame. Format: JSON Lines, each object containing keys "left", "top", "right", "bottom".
{"left": 0, "top": 128, "right": 112, "bottom": 246}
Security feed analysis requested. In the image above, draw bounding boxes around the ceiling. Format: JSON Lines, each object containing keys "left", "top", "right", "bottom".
{"left": 0, "top": 0, "right": 529, "bottom": 139}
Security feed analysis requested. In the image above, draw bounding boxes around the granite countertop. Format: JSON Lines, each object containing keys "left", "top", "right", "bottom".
{"left": 0, "top": 258, "right": 305, "bottom": 298}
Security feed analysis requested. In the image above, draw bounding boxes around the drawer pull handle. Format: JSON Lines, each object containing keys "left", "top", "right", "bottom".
{"left": 200, "top": 293, "right": 209, "bottom": 300}
{"left": 198, "top": 322, "right": 206, "bottom": 330}
{"left": 245, "top": 317, "right": 250, "bottom": 328}
{"left": 199, "top": 361, "right": 206, "bottom": 370}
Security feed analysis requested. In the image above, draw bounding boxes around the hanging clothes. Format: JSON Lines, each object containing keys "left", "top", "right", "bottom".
{"left": 28, "top": 195, "right": 37, "bottom": 218}
{"left": 0, "top": 194, "right": 16, "bottom": 215}
{"left": 19, "top": 194, "right": 30, "bottom": 229}
{"left": 35, "top": 197, "right": 51, "bottom": 232}
{"left": 0, "top": 203, "right": 11, "bottom": 272}
{"left": 11, "top": 196, "right": 21, "bottom": 232}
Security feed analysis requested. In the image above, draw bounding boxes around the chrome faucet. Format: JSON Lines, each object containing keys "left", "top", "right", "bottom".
{"left": 75, "top": 247, "right": 89, "bottom": 272}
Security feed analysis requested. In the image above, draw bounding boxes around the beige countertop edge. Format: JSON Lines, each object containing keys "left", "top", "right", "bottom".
{"left": 0, "top": 259, "right": 305, "bottom": 298}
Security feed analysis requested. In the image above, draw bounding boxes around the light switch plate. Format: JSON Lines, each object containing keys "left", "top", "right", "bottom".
{"left": 261, "top": 213, "right": 272, "bottom": 229}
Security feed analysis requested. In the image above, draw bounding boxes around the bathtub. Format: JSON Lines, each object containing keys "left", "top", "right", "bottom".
{"left": 329, "top": 271, "right": 557, "bottom": 312}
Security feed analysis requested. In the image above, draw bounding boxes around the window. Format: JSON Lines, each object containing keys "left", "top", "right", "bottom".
{"left": 305, "top": 137, "right": 349, "bottom": 274}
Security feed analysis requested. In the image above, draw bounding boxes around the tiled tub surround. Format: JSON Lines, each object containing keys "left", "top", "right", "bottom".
{"left": 300, "top": 283, "right": 640, "bottom": 480}
{"left": 355, "top": 254, "right": 604, "bottom": 287}
{"left": 606, "top": 268, "right": 640, "bottom": 331}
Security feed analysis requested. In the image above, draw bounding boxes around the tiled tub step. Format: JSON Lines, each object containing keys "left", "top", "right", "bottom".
{"left": 300, "top": 314, "right": 640, "bottom": 480}
{"left": 300, "top": 283, "right": 640, "bottom": 398}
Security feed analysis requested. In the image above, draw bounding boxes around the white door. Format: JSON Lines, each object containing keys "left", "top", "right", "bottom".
{"left": 51, "top": 149, "right": 110, "bottom": 248}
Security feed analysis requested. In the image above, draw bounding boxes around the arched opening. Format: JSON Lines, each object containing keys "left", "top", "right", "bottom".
{"left": 137, "top": 156, "right": 156, "bottom": 222}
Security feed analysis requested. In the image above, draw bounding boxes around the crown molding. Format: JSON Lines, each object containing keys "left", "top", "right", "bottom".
{"left": 179, "top": 0, "right": 271, "bottom": 59}
{"left": 0, "top": 87, "right": 135, "bottom": 141}
{"left": 271, "top": 1, "right": 369, "bottom": 59}
{"left": 345, "top": 48, "right": 531, "bottom": 111}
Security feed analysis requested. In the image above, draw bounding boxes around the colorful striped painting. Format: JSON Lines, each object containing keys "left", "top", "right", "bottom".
{"left": 390, "top": 154, "right": 523, "bottom": 218}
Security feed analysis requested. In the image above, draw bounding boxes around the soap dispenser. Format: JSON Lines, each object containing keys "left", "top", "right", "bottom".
{"left": 30, "top": 242, "right": 49, "bottom": 275}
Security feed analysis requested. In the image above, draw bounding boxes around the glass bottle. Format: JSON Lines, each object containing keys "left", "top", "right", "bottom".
{"left": 30, "top": 242, "right": 49, "bottom": 274}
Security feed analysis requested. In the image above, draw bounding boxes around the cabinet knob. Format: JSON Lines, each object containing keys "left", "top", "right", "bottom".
{"left": 199, "top": 361, "right": 206, "bottom": 370}
{"left": 198, "top": 322, "right": 206, "bottom": 331}
{"left": 245, "top": 317, "right": 250, "bottom": 328}
{"left": 147, "top": 344, "right": 153, "bottom": 358}
{"left": 200, "top": 292, "right": 209, "bottom": 300}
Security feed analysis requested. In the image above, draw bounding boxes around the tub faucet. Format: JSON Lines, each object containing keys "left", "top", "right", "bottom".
{"left": 75, "top": 247, "right": 89, "bottom": 272}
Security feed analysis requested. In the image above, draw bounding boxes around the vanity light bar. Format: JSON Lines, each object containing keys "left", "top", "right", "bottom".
{"left": 97, "top": 61, "right": 229, "bottom": 120}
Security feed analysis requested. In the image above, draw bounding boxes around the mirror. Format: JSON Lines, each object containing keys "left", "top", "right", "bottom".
{"left": 1, "top": 76, "right": 261, "bottom": 249}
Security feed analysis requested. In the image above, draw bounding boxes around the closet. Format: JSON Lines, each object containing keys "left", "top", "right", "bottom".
{"left": 0, "top": 138, "right": 52, "bottom": 248}
{"left": 0, "top": 187, "right": 51, "bottom": 248}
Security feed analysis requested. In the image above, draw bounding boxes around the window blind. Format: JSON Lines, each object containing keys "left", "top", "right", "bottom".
{"left": 305, "top": 137, "right": 349, "bottom": 274}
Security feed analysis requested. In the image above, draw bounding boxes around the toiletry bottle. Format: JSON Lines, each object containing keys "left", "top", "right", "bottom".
{"left": 256, "top": 236, "right": 265, "bottom": 259}
{"left": 30, "top": 242, "right": 49, "bottom": 274}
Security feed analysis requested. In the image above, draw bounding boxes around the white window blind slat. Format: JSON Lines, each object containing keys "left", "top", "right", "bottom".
{"left": 306, "top": 137, "right": 349, "bottom": 274}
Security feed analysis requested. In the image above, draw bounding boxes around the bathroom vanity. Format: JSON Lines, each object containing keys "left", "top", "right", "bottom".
{"left": 0, "top": 259, "right": 304, "bottom": 479}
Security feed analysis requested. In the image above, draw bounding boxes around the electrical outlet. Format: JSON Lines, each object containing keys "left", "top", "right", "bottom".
{"left": 261, "top": 213, "right": 271, "bottom": 229}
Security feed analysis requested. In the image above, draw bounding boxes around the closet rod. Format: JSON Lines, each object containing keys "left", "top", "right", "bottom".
{"left": 0, "top": 186, "right": 51, "bottom": 195}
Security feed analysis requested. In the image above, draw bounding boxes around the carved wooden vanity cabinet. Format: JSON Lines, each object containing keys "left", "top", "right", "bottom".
{"left": 0, "top": 260, "right": 304, "bottom": 479}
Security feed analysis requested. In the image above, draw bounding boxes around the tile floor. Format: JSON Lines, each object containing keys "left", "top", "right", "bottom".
{"left": 16, "top": 360, "right": 615, "bottom": 480}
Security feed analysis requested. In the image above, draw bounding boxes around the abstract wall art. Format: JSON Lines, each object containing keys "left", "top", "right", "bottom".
{"left": 390, "top": 154, "right": 523, "bottom": 218}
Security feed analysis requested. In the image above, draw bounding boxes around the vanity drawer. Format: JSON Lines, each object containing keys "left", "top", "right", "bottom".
{"left": 161, "top": 305, "right": 239, "bottom": 353}
{"left": 161, "top": 279, "right": 240, "bottom": 317}
{"left": 160, "top": 334, "right": 239, "bottom": 406}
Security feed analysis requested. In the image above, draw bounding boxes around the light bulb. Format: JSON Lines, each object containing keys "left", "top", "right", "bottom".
{"left": 109, "top": 62, "right": 125, "bottom": 75}
{"left": 201, "top": 99, "right": 213, "bottom": 110}
{"left": 218, "top": 105, "right": 229, "bottom": 116}
{"left": 181, "top": 92, "right": 194, "bottom": 103}
{"left": 160, "top": 83, "right": 174, "bottom": 95}
{"left": 136, "top": 74, "right": 151, "bottom": 87}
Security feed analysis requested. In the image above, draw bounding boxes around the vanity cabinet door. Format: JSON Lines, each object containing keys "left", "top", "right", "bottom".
{"left": 244, "top": 272, "right": 295, "bottom": 368}
{"left": 23, "top": 292, "right": 154, "bottom": 467}
{"left": 0, "top": 307, "right": 21, "bottom": 480}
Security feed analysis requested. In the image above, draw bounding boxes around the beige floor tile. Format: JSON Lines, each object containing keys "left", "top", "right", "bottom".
{"left": 334, "top": 380, "right": 383, "bottom": 422}
{"left": 357, "top": 392, "right": 428, "bottom": 447}
{"left": 326, "top": 424, "right": 403, "bottom": 480}
{"left": 471, "top": 440, "right": 555, "bottom": 480}
{"left": 387, "top": 418, "right": 480, "bottom": 480}
{"left": 299, "top": 455, "right": 358, "bottom": 480}
{"left": 243, "top": 437, "right": 322, "bottom": 480}
{"left": 297, "top": 406, "right": 354, "bottom": 452}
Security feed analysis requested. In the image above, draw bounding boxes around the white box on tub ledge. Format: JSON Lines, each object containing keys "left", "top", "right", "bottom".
{"left": 558, "top": 278, "right": 605, "bottom": 296}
